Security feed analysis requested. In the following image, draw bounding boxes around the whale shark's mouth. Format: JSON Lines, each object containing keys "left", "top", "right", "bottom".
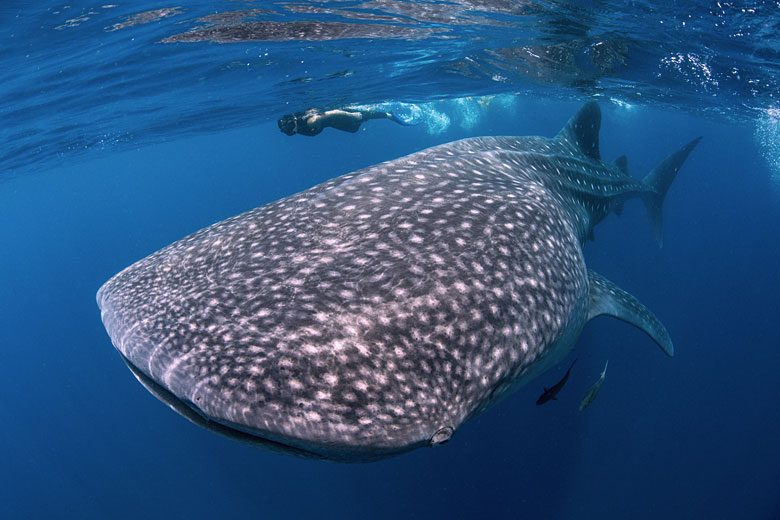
{"left": 119, "top": 354, "right": 329, "bottom": 460}
{"left": 119, "top": 354, "right": 422, "bottom": 462}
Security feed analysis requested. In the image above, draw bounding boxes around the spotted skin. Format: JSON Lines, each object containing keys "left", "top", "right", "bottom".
{"left": 97, "top": 102, "right": 699, "bottom": 461}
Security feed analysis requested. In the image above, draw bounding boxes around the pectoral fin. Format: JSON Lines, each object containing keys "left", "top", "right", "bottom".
{"left": 587, "top": 270, "right": 674, "bottom": 356}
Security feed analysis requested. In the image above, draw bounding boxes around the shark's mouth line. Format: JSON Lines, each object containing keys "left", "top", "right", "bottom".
{"left": 120, "top": 354, "right": 420, "bottom": 462}
{"left": 120, "top": 354, "right": 329, "bottom": 460}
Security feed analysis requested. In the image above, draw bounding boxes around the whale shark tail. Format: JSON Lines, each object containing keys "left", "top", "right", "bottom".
{"left": 642, "top": 137, "right": 702, "bottom": 247}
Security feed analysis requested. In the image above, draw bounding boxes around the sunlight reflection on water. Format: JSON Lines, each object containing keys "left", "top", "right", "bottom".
{"left": 755, "top": 107, "right": 780, "bottom": 197}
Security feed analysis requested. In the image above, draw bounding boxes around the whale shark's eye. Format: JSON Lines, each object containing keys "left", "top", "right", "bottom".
{"left": 430, "top": 426, "right": 454, "bottom": 446}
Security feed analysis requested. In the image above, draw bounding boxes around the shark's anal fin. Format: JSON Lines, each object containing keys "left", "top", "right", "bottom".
{"left": 587, "top": 270, "right": 674, "bottom": 357}
{"left": 613, "top": 156, "right": 629, "bottom": 217}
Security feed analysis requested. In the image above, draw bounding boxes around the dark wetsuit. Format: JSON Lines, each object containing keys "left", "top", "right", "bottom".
{"left": 279, "top": 107, "right": 411, "bottom": 136}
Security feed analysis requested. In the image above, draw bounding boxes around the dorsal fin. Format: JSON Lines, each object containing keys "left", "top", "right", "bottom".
{"left": 614, "top": 155, "right": 629, "bottom": 175}
{"left": 556, "top": 101, "right": 601, "bottom": 160}
{"left": 587, "top": 270, "right": 673, "bottom": 357}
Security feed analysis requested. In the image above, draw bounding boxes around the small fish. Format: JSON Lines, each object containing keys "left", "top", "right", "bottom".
{"left": 579, "top": 360, "right": 609, "bottom": 411}
{"left": 536, "top": 359, "right": 577, "bottom": 405}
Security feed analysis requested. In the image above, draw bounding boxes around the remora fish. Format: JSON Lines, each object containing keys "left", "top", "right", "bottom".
{"left": 536, "top": 358, "right": 576, "bottom": 405}
{"left": 580, "top": 360, "right": 609, "bottom": 411}
{"left": 97, "top": 102, "right": 700, "bottom": 462}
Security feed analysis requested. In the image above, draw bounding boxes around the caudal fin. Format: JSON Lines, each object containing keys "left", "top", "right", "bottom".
{"left": 642, "top": 137, "right": 702, "bottom": 247}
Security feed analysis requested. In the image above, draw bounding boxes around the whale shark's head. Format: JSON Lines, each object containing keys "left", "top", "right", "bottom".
{"left": 96, "top": 218, "right": 513, "bottom": 462}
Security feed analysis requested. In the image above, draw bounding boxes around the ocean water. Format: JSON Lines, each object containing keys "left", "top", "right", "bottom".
{"left": 1, "top": 1, "right": 780, "bottom": 519}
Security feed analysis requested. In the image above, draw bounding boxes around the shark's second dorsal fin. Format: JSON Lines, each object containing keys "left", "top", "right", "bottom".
{"left": 556, "top": 101, "right": 601, "bottom": 161}
{"left": 614, "top": 155, "right": 629, "bottom": 175}
{"left": 587, "top": 270, "right": 674, "bottom": 357}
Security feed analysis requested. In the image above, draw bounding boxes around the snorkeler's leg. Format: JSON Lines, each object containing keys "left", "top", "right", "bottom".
{"left": 389, "top": 112, "right": 418, "bottom": 126}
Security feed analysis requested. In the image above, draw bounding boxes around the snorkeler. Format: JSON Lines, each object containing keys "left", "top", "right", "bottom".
{"left": 278, "top": 107, "right": 414, "bottom": 136}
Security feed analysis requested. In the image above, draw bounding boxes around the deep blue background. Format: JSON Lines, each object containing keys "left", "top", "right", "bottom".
{"left": 1, "top": 100, "right": 779, "bottom": 519}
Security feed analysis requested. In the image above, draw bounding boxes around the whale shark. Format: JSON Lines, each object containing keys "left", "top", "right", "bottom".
{"left": 97, "top": 102, "right": 700, "bottom": 461}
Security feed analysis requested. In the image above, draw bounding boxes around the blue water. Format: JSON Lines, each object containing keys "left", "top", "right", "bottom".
{"left": 2, "top": 1, "right": 780, "bottom": 518}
